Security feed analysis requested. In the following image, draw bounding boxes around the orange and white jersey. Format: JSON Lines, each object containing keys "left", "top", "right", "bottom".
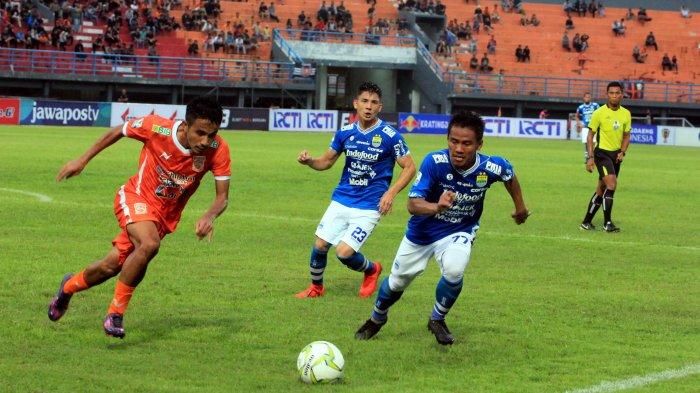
{"left": 119, "top": 115, "right": 231, "bottom": 232}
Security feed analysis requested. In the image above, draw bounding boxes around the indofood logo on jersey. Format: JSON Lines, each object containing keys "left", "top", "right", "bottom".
{"left": 371, "top": 134, "right": 382, "bottom": 147}
{"left": 475, "top": 172, "right": 488, "bottom": 187}
{"left": 346, "top": 150, "right": 379, "bottom": 161}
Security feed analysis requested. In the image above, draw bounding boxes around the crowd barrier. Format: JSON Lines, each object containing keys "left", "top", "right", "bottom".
{"left": 1, "top": 97, "right": 697, "bottom": 147}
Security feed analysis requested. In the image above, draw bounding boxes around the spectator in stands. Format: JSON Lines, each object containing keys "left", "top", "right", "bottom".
{"left": 483, "top": 10, "right": 493, "bottom": 33}
{"left": 680, "top": 4, "right": 692, "bottom": 18}
{"left": 318, "top": 1, "right": 330, "bottom": 23}
{"left": 188, "top": 39, "right": 199, "bottom": 55}
{"left": 625, "top": 8, "right": 634, "bottom": 21}
{"left": 466, "top": 37, "right": 477, "bottom": 54}
{"left": 576, "top": 0, "right": 586, "bottom": 17}
{"left": 671, "top": 55, "right": 678, "bottom": 72}
{"left": 522, "top": 45, "right": 531, "bottom": 62}
{"left": 661, "top": 53, "right": 673, "bottom": 71}
{"left": 487, "top": 35, "right": 497, "bottom": 54}
{"left": 565, "top": 16, "right": 574, "bottom": 30}
{"left": 491, "top": 5, "right": 501, "bottom": 23}
{"left": 597, "top": 1, "right": 605, "bottom": 17}
{"left": 435, "top": 0, "right": 446, "bottom": 15}
{"left": 436, "top": 38, "right": 447, "bottom": 56}
{"left": 529, "top": 14, "right": 540, "bottom": 26}
{"left": 637, "top": 8, "right": 652, "bottom": 24}
{"left": 539, "top": 109, "right": 548, "bottom": 119}
{"left": 74, "top": 41, "right": 86, "bottom": 61}
{"left": 479, "top": 53, "right": 493, "bottom": 72}
{"left": 612, "top": 18, "right": 625, "bottom": 36}
{"left": 588, "top": 1, "right": 598, "bottom": 18}
{"left": 580, "top": 34, "right": 589, "bottom": 52}
{"left": 563, "top": 0, "right": 574, "bottom": 17}
{"left": 562, "top": 31, "right": 571, "bottom": 51}
{"left": 520, "top": 13, "right": 529, "bottom": 26}
{"left": 268, "top": 2, "right": 280, "bottom": 22}
{"left": 515, "top": 44, "right": 524, "bottom": 62}
{"left": 297, "top": 10, "right": 307, "bottom": 27}
{"left": 645, "top": 32, "right": 658, "bottom": 51}
{"left": 234, "top": 35, "right": 245, "bottom": 54}
{"left": 632, "top": 45, "right": 647, "bottom": 63}
{"left": 572, "top": 33, "right": 581, "bottom": 52}
{"left": 147, "top": 44, "right": 159, "bottom": 65}
{"left": 117, "top": 89, "right": 129, "bottom": 103}
{"left": 469, "top": 53, "right": 478, "bottom": 70}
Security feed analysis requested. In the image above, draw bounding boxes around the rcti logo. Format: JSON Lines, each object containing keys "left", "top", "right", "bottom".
{"left": 401, "top": 115, "right": 419, "bottom": 132}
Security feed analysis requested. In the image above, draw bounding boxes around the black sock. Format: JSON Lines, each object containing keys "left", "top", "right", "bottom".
{"left": 603, "top": 189, "right": 615, "bottom": 224}
{"left": 583, "top": 192, "right": 603, "bottom": 223}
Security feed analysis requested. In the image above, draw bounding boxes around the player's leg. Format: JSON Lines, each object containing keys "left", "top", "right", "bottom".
{"left": 336, "top": 208, "right": 381, "bottom": 297}
{"left": 296, "top": 202, "right": 344, "bottom": 298}
{"left": 48, "top": 247, "right": 122, "bottom": 322}
{"left": 104, "top": 220, "right": 162, "bottom": 338}
{"left": 581, "top": 127, "right": 590, "bottom": 163}
{"left": 600, "top": 152, "right": 620, "bottom": 232}
{"left": 428, "top": 232, "right": 473, "bottom": 345}
{"left": 355, "top": 237, "right": 432, "bottom": 340}
{"left": 581, "top": 180, "right": 605, "bottom": 229}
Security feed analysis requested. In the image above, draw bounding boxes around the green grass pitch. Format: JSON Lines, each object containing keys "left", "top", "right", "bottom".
{"left": 0, "top": 125, "right": 698, "bottom": 392}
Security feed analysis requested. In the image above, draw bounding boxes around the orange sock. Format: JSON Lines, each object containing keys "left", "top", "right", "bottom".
{"left": 107, "top": 280, "right": 136, "bottom": 315}
{"left": 63, "top": 271, "right": 89, "bottom": 295}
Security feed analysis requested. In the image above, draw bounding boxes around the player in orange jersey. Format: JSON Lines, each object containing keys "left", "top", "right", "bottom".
{"left": 48, "top": 96, "right": 231, "bottom": 338}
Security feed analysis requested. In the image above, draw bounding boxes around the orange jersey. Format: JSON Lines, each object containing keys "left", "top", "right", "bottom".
{"left": 119, "top": 115, "right": 231, "bottom": 232}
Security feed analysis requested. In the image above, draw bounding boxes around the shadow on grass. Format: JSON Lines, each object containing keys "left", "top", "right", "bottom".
{"left": 105, "top": 314, "right": 242, "bottom": 349}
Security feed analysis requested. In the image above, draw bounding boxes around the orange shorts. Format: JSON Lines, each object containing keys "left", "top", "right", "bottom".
{"left": 112, "top": 187, "right": 169, "bottom": 264}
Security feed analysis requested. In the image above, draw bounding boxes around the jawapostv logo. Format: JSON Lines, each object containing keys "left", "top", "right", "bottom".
{"left": 401, "top": 115, "right": 419, "bottom": 132}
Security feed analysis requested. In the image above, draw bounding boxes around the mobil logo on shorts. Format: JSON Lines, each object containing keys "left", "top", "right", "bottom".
{"left": 273, "top": 111, "right": 302, "bottom": 128}
{"left": 519, "top": 120, "right": 562, "bottom": 137}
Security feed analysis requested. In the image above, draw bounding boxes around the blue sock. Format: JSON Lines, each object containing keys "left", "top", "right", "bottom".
{"left": 370, "top": 278, "right": 403, "bottom": 323}
{"left": 431, "top": 277, "right": 463, "bottom": 321}
{"left": 309, "top": 248, "right": 327, "bottom": 285}
{"left": 338, "top": 252, "right": 374, "bottom": 273}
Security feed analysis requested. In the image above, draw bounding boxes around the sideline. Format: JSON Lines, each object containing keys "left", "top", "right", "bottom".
{"left": 564, "top": 363, "right": 700, "bottom": 393}
{"left": 0, "top": 187, "right": 53, "bottom": 202}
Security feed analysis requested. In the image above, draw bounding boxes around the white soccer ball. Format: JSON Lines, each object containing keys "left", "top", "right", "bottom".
{"left": 297, "top": 341, "right": 345, "bottom": 384}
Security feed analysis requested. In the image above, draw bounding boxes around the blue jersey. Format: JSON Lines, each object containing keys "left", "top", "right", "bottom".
{"left": 577, "top": 102, "right": 600, "bottom": 127}
{"left": 406, "top": 150, "right": 514, "bottom": 245}
{"left": 330, "top": 119, "right": 410, "bottom": 210}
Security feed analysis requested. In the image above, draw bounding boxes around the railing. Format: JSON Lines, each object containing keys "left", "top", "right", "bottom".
{"left": 275, "top": 29, "right": 417, "bottom": 47}
{"left": 0, "top": 47, "right": 310, "bottom": 85}
{"left": 445, "top": 71, "right": 700, "bottom": 104}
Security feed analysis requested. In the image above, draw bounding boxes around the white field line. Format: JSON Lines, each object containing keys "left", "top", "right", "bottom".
{"left": 0, "top": 187, "right": 52, "bottom": 202}
{"left": 564, "top": 363, "right": 700, "bottom": 393}
{"left": 2, "top": 190, "right": 698, "bottom": 252}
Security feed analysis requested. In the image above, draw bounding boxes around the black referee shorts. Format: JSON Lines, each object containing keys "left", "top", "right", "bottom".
{"left": 594, "top": 148, "right": 622, "bottom": 179}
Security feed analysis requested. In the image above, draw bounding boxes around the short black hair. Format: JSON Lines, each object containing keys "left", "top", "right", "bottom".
{"left": 357, "top": 81, "right": 382, "bottom": 99}
{"left": 186, "top": 96, "right": 223, "bottom": 126}
{"left": 448, "top": 111, "right": 485, "bottom": 142}
{"left": 607, "top": 81, "right": 623, "bottom": 91}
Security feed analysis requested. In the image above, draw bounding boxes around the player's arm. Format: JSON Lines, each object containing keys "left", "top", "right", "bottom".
{"left": 408, "top": 190, "right": 455, "bottom": 216}
{"left": 195, "top": 179, "right": 230, "bottom": 241}
{"left": 56, "top": 125, "right": 125, "bottom": 181}
{"left": 503, "top": 175, "right": 529, "bottom": 224}
{"left": 378, "top": 154, "right": 416, "bottom": 215}
{"left": 574, "top": 109, "right": 581, "bottom": 128}
{"left": 585, "top": 129, "right": 596, "bottom": 172}
{"left": 297, "top": 148, "right": 341, "bottom": 171}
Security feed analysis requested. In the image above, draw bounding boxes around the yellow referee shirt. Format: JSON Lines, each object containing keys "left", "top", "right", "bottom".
{"left": 588, "top": 104, "right": 632, "bottom": 151}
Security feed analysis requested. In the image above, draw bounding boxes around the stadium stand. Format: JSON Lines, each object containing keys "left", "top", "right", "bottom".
{"left": 438, "top": 0, "right": 699, "bottom": 85}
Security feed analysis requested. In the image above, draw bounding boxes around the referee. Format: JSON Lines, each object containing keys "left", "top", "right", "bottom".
{"left": 580, "top": 81, "right": 631, "bottom": 232}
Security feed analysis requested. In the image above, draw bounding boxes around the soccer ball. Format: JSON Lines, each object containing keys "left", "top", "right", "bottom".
{"left": 297, "top": 341, "right": 345, "bottom": 384}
